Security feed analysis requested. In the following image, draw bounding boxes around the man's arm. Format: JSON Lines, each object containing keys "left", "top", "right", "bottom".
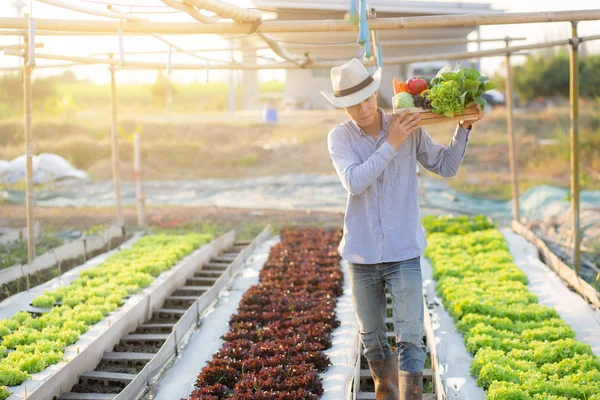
{"left": 327, "top": 129, "right": 396, "bottom": 196}
{"left": 416, "top": 123, "right": 471, "bottom": 177}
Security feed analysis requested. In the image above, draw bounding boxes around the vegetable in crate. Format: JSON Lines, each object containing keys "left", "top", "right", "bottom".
{"left": 394, "top": 92, "right": 415, "bottom": 109}
{"left": 393, "top": 65, "right": 496, "bottom": 122}
{"left": 406, "top": 77, "right": 428, "bottom": 95}
{"left": 428, "top": 65, "right": 497, "bottom": 116}
{"left": 413, "top": 93, "right": 432, "bottom": 110}
{"left": 429, "top": 80, "right": 464, "bottom": 117}
{"left": 393, "top": 77, "right": 408, "bottom": 95}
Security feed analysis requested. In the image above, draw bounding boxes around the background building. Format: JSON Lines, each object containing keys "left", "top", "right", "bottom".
{"left": 237, "top": 0, "right": 498, "bottom": 109}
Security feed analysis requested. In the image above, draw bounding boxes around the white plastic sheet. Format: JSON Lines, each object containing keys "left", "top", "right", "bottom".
{"left": 503, "top": 229, "right": 600, "bottom": 355}
{"left": 0, "top": 153, "right": 88, "bottom": 184}
{"left": 150, "top": 237, "right": 280, "bottom": 400}
{"left": 7, "top": 232, "right": 233, "bottom": 400}
{"left": 0, "top": 221, "right": 40, "bottom": 244}
{"left": 421, "top": 256, "right": 485, "bottom": 399}
{"left": 0, "top": 224, "right": 125, "bottom": 287}
{"left": 320, "top": 259, "right": 359, "bottom": 400}
{"left": 0, "top": 233, "right": 142, "bottom": 321}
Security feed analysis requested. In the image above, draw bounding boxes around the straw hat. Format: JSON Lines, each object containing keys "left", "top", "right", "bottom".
{"left": 321, "top": 58, "right": 382, "bottom": 108}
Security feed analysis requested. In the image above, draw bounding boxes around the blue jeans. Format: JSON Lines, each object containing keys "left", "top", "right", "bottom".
{"left": 349, "top": 256, "right": 427, "bottom": 373}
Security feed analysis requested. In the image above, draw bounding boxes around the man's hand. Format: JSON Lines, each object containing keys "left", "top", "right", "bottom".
{"left": 387, "top": 110, "right": 421, "bottom": 150}
{"left": 459, "top": 105, "right": 485, "bottom": 130}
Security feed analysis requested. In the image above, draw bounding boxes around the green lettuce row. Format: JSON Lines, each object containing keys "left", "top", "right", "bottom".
{"left": 0, "top": 233, "right": 211, "bottom": 389}
{"left": 423, "top": 215, "right": 600, "bottom": 399}
{"left": 0, "top": 386, "right": 9, "bottom": 400}
{"left": 422, "top": 215, "right": 495, "bottom": 236}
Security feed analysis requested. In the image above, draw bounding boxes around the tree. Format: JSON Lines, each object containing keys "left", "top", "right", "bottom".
{"left": 57, "top": 70, "right": 78, "bottom": 84}
{"left": 0, "top": 73, "right": 57, "bottom": 107}
{"left": 149, "top": 71, "right": 176, "bottom": 110}
{"left": 502, "top": 50, "right": 600, "bottom": 102}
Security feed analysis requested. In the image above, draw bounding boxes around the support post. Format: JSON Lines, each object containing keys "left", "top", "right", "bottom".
{"left": 569, "top": 22, "right": 581, "bottom": 275}
{"left": 504, "top": 37, "right": 520, "bottom": 223}
{"left": 228, "top": 44, "right": 235, "bottom": 113}
{"left": 109, "top": 53, "right": 124, "bottom": 231}
{"left": 165, "top": 73, "right": 173, "bottom": 110}
{"left": 476, "top": 27, "right": 482, "bottom": 71}
{"left": 23, "top": 17, "right": 35, "bottom": 263}
{"left": 133, "top": 132, "right": 145, "bottom": 228}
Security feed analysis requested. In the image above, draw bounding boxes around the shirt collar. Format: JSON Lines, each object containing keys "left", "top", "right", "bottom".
{"left": 351, "top": 107, "right": 389, "bottom": 137}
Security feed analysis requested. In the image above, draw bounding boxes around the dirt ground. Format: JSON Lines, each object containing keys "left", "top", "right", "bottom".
{"left": 1, "top": 102, "right": 599, "bottom": 201}
{"left": 0, "top": 204, "right": 344, "bottom": 240}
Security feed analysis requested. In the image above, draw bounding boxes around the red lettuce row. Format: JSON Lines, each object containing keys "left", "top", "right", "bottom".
{"left": 184, "top": 227, "right": 343, "bottom": 400}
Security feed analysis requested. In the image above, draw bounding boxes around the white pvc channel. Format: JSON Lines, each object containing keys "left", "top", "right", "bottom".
{"left": 0, "top": 222, "right": 40, "bottom": 244}
{"left": 7, "top": 231, "right": 235, "bottom": 400}
{"left": 502, "top": 229, "right": 600, "bottom": 356}
{"left": 321, "top": 259, "right": 359, "bottom": 400}
{"left": 116, "top": 227, "right": 271, "bottom": 400}
{"left": 147, "top": 235, "right": 278, "bottom": 399}
{"left": 0, "top": 224, "right": 125, "bottom": 287}
{"left": 0, "top": 232, "right": 143, "bottom": 321}
{"left": 150, "top": 239, "right": 359, "bottom": 400}
{"left": 421, "top": 256, "right": 486, "bottom": 400}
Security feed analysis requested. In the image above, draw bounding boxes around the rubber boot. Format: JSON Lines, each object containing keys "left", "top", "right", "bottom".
{"left": 398, "top": 370, "right": 423, "bottom": 400}
{"left": 366, "top": 349, "right": 399, "bottom": 400}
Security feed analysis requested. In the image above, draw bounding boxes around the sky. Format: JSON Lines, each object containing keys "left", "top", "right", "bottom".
{"left": 0, "top": 0, "right": 599, "bottom": 84}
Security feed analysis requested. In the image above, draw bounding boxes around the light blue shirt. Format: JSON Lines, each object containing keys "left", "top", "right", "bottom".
{"left": 327, "top": 108, "right": 471, "bottom": 264}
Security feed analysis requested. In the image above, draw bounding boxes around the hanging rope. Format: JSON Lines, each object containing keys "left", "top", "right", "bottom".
{"left": 347, "top": 0, "right": 359, "bottom": 25}
{"left": 368, "top": 7, "right": 383, "bottom": 69}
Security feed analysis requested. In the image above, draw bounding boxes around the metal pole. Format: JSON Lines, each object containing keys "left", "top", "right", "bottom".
{"left": 23, "top": 17, "right": 35, "bottom": 263}
{"left": 569, "top": 22, "right": 581, "bottom": 275}
{"left": 133, "top": 132, "right": 145, "bottom": 228}
{"left": 109, "top": 53, "right": 124, "bottom": 231}
{"left": 504, "top": 37, "right": 520, "bottom": 223}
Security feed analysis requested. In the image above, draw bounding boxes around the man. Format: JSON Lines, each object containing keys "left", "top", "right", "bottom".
{"left": 321, "top": 58, "right": 482, "bottom": 399}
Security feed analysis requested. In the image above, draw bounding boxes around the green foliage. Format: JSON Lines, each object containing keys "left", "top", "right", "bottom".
{"left": 428, "top": 65, "right": 498, "bottom": 116}
{"left": 84, "top": 224, "right": 106, "bottom": 237}
{"left": 422, "top": 214, "right": 495, "bottom": 235}
{"left": 150, "top": 72, "right": 176, "bottom": 109}
{"left": 117, "top": 125, "right": 142, "bottom": 143}
{"left": 511, "top": 51, "right": 600, "bottom": 101}
{"left": 0, "top": 73, "right": 62, "bottom": 118}
{"left": 0, "top": 386, "right": 9, "bottom": 400}
{"left": 0, "top": 367, "right": 29, "bottom": 387}
{"left": 0, "top": 234, "right": 64, "bottom": 270}
{"left": 0, "top": 74, "right": 21, "bottom": 105}
{"left": 429, "top": 80, "right": 464, "bottom": 117}
{"left": 423, "top": 215, "right": 600, "bottom": 398}
{"left": 0, "top": 232, "right": 212, "bottom": 387}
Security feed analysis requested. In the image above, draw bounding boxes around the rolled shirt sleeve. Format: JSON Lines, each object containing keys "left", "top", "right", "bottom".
{"left": 416, "top": 124, "right": 471, "bottom": 177}
{"left": 327, "top": 128, "right": 396, "bottom": 196}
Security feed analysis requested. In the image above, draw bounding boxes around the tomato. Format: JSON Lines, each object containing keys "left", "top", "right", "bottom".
{"left": 407, "top": 77, "right": 428, "bottom": 95}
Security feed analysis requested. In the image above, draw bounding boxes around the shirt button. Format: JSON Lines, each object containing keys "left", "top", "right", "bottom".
{"left": 378, "top": 179, "right": 382, "bottom": 183}
{"left": 379, "top": 196, "right": 383, "bottom": 200}
{"left": 380, "top": 213, "right": 384, "bottom": 218}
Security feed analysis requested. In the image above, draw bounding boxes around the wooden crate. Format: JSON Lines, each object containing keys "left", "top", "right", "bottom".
{"left": 393, "top": 102, "right": 482, "bottom": 126}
